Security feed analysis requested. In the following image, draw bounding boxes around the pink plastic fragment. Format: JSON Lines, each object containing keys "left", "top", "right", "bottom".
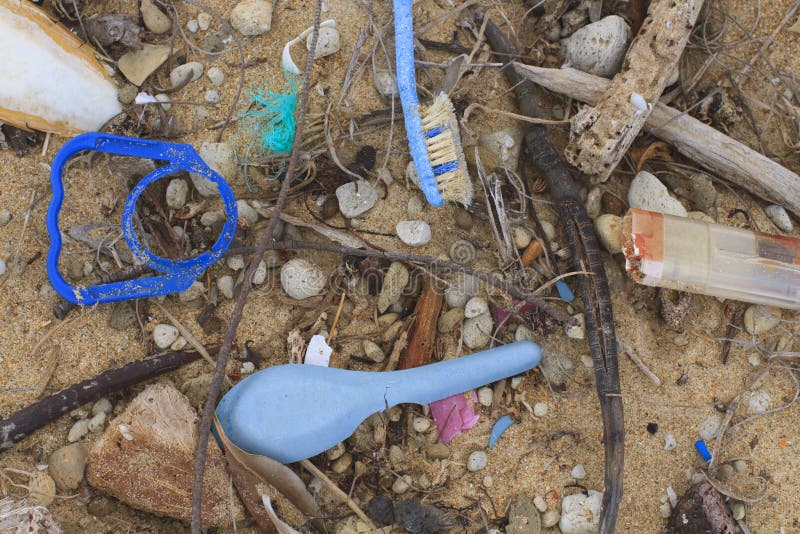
{"left": 429, "top": 390, "right": 480, "bottom": 444}
{"left": 494, "top": 300, "right": 538, "bottom": 331}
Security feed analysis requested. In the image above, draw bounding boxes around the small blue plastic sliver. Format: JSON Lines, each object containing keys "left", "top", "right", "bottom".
{"left": 556, "top": 280, "right": 575, "bottom": 302}
{"left": 695, "top": 439, "right": 712, "bottom": 461}
{"left": 488, "top": 415, "right": 514, "bottom": 449}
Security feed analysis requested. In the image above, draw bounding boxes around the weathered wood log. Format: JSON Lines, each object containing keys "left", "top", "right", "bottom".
{"left": 564, "top": 0, "right": 705, "bottom": 182}
{"left": 514, "top": 63, "right": 800, "bottom": 217}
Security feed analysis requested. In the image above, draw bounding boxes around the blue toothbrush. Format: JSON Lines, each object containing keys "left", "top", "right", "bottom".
{"left": 216, "top": 341, "right": 541, "bottom": 463}
{"left": 393, "top": 0, "right": 472, "bottom": 207}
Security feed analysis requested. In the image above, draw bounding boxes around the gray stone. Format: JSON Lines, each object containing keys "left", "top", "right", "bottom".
{"left": 595, "top": 214, "right": 623, "bottom": 254}
{"left": 628, "top": 170, "right": 687, "bottom": 217}
{"left": 165, "top": 179, "right": 188, "bottom": 209}
{"left": 192, "top": 142, "right": 237, "bottom": 197}
{"left": 765, "top": 205, "right": 793, "bottom": 232}
{"left": 0, "top": 209, "right": 12, "bottom": 227}
{"left": 207, "top": 67, "right": 225, "bottom": 86}
{"left": 378, "top": 262, "right": 409, "bottom": 313}
{"left": 689, "top": 173, "right": 717, "bottom": 214}
{"left": 335, "top": 180, "right": 377, "bottom": 218}
{"left": 427, "top": 443, "right": 450, "bottom": 460}
{"left": 230, "top": 0, "right": 274, "bottom": 35}
{"left": 140, "top": 0, "right": 172, "bottom": 33}
{"left": 169, "top": 62, "right": 204, "bottom": 88}
{"left": 743, "top": 305, "right": 782, "bottom": 335}
{"left": 307, "top": 26, "right": 340, "bottom": 58}
{"left": 466, "top": 450, "right": 488, "bottom": 471}
{"left": 507, "top": 494, "right": 542, "bottom": 534}
{"left": 396, "top": 220, "right": 432, "bottom": 247}
{"left": 463, "top": 312, "right": 493, "bottom": 349}
{"left": 565, "top": 15, "right": 631, "bottom": 77}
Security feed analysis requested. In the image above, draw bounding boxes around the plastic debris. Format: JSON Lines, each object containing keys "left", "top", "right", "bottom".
{"left": 304, "top": 335, "right": 332, "bottom": 366}
{"left": 695, "top": 439, "right": 712, "bottom": 462}
{"left": 47, "top": 133, "right": 238, "bottom": 305}
{"left": 242, "top": 71, "right": 301, "bottom": 155}
{"left": 430, "top": 390, "right": 480, "bottom": 444}
{"left": 556, "top": 280, "right": 575, "bottom": 302}
{"left": 488, "top": 415, "right": 513, "bottom": 448}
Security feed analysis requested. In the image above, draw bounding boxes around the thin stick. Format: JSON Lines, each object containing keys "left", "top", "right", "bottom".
{"left": 300, "top": 460, "right": 376, "bottom": 528}
{"left": 190, "top": 3, "right": 324, "bottom": 531}
{"left": 0, "top": 349, "right": 205, "bottom": 452}
{"left": 623, "top": 344, "right": 661, "bottom": 387}
{"left": 327, "top": 292, "right": 347, "bottom": 343}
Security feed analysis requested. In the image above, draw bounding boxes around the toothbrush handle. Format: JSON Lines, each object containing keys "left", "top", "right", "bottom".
{"left": 382, "top": 341, "right": 541, "bottom": 406}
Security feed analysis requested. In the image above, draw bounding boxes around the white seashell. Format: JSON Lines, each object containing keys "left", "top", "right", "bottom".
{"left": 463, "top": 312, "right": 493, "bottom": 349}
{"left": 464, "top": 296, "right": 488, "bottom": 319}
{"left": 280, "top": 259, "right": 327, "bottom": 299}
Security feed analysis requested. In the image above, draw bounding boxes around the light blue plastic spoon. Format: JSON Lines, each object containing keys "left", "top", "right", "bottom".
{"left": 216, "top": 340, "right": 541, "bottom": 463}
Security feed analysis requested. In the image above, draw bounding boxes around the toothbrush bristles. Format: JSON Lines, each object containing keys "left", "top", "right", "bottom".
{"left": 420, "top": 93, "right": 473, "bottom": 206}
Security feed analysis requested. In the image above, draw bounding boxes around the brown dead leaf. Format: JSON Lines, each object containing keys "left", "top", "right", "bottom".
{"left": 214, "top": 415, "right": 327, "bottom": 533}
{"left": 631, "top": 141, "right": 673, "bottom": 171}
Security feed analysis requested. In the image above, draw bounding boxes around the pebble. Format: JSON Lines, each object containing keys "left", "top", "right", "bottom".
{"left": 367, "top": 495, "right": 395, "bottom": 526}
{"left": 335, "top": 180, "right": 377, "bottom": 218}
{"left": 664, "top": 433, "right": 677, "bottom": 451}
{"left": 717, "top": 463, "right": 734, "bottom": 481}
{"left": 331, "top": 453, "right": 352, "bottom": 474}
{"left": 515, "top": 324, "right": 535, "bottom": 342}
{"left": 540, "top": 220, "right": 556, "bottom": 241}
{"left": 407, "top": 195, "right": 424, "bottom": 218}
{"left": 178, "top": 280, "right": 204, "bottom": 301}
{"left": 628, "top": 171, "right": 688, "bottom": 217}
{"left": 571, "top": 464, "right": 587, "bottom": 479}
{"left": 153, "top": 324, "right": 180, "bottom": 349}
{"left": 226, "top": 254, "right": 245, "bottom": 270}
{"left": 427, "top": 443, "right": 450, "bottom": 460}
{"left": 413, "top": 417, "right": 431, "bottom": 433}
{"left": 207, "top": 67, "right": 225, "bottom": 86}
{"left": 698, "top": 415, "right": 722, "bottom": 441}
{"left": 93, "top": 398, "right": 112, "bottom": 416}
{"left": 392, "top": 475, "right": 412, "bottom": 494}
{"left": 689, "top": 173, "right": 717, "bottom": 214}
{"left": 477, "top": 386, "right": 494, "bottom": 407}
{"left": 169, "top": 62, "right": 204, "bottom": 87}
{"left": 765, "top": 205, "right": 793, "bottom": 232}
{"left": 585, "top": 187, "right": 603, "bottom": 218}
{"left": 533, "top": 496, "right": 548, "bottom": 513}
{"left": 307, "top": 26, "right": 340, "bottom": 58}
{"left": 467, "top": 450, "right": 488, "bottom": 471}
{"left": 542, "top": 509, "right": 560, "bottom": 528}
{"left": 513, "top": 227, "right": 532, "bottom": 249}
{"left": 281, "top": 259, "right": 327, "bottom": 299}
{"left": 389, "top": 444, "right": 405, "bottom": 466}
{"left": 171, "top": 336, "right": 187, "bottom": 351}
{"left": 396, "top": 220, "right": 432, "bottom": 247}
{"left": 0, "top": 209, "right": 11, "bottom": 226}
{"left": 29, "top": 472, "right": 56, "bottom": 506}
{"left": 140, "top": 0, "right": 172, "bottom": 33}
{"left": 445, "top": 273, "right": 479, "bottom": 308}
{"left": 731, "top": 502, "right": 745, "bottom": 521}
{"left": 68, "top": 419, "right": 90, "bottom": 442}
{"left": 449, "top": 239, "right": 476, "bottom": 265}
{"left": 733, "top": 460, "right": 748, "bottom": 474}
{"left": 48, "top": 443, "right": 89, "bottom": 490}
{"left": 659, "top": 501, "right": 672, "bottom": 518}
{"left": 464, "top": 296, "right": 488, "bottom": 319}
{"left": 510, "top": 376, "right": 525, "bottom": 390}
{"left": 378, "top": 261, "right": 409, "bottom": 313}
{"left": 533, "top": 402, "right": 548, "bottom": 417}
{"left": 197, "top": 13, "right": 212, "bottom": 30}
{"left": 565, "top": 313, "right": 585, "bottom": 340}
{"left": 748, "top": 354, "right": 762, "bottom": 367}
{"left": 743, "top": 305, "right": 782, "bottom": 334}
{"left": 667, "top": 486, "right": 678, "bottom": 508}
{"left": 88, "top": 412, "right": 106, "bottom": 432}
{"left": 236, "top": 199, "right": 259, "bottom": 227}
{"left": 165, "top": 179, "right": 188, "bottom": 209}
{"left": 565, "top": 15, "right": 631, "bottom": 77}
{"left": 438, "top": 308, "right": 465, "bottom": 333}
{"left": 230, "top": 0, "right": 274, "bottom": 35}
{"left": 463, "top": 312, "right": 493, "bottom": 349}
{"left": 362, "top": 340, "right": 385, "bottom": 363}
{"left": 217, "top": 275, "right": 234, "bottom": 299}
{"left": 205, "top": 89, "right": 221, "bottom": 103}
{"left": 748, "top": 391, "right": 771, "bottom": 413}
{"left": 595, "top": 214, "right": 623, "bottom": 254}
{"left": 192, "top": 142, "right": 237, "bottom": 196}
{"left": 200, "top": 210, "right": 225, "bottom": 227}
{"left": 479, "top": 127, "right": 524, "bottom": 172}
{"left": 374, "top": 70, "right": 398, "bottom": 98}
{"left": 559, "top": 490, "right": 603, "bottom": 533}
{"left": 483, "top": 475, "right": 493, "bottom": 487}
{"left": 186, "top": 19, "right": 199, "bottom": 32}
{"left": 240, "top": 361, "right": 255, "bottom": 374}
{"left": 507, "top": 494, "right": 542, "bottom": 534}
{"left": 117, "top": 44, "right": 171, "bottom": 86}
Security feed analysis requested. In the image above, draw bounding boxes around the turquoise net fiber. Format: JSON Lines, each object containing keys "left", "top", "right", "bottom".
{"left": 242, "top": 71, "right": 301, "bottom": 155}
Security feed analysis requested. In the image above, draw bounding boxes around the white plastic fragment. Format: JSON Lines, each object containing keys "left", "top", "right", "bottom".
{"left": 304, "top": 335, "right": 332, "bottom": 367}
{"left": 281, "top": 19, "right": 337, "bottom": 74}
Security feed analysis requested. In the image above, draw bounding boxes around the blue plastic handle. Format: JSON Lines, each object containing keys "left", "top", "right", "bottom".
{"left": 216, "top": 340, "right": 542, "bottom": 463}
{"left": 47, "top": 133, "right": 238, "bottom": 304}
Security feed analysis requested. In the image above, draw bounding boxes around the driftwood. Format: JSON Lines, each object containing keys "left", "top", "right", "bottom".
{"left": 564, "top": 0, "right": 705, "bottom": 181}
{"left": 478, "top": 13, "right": 624, "bottom": 534}
{"left": 514, "top": 64, "right": 800, "bottom": 218}
{"left": 0, "top": 349, "right": 204, "bottom": 452}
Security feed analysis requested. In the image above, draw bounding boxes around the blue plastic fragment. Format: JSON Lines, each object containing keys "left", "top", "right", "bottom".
{"left": 556, "top": 280, "right": 575, "bottom": 302}
{"left": 695, "top": 439, "right": 712, "bottom": 461}
{"left": 47, "top": 133, "right": 238, "bottom": 305}
{"left": 488, "top": 415, "right": 514, "bottom": 449}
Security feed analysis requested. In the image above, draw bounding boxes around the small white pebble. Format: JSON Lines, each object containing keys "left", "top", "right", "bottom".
{"left": 533, "top": 495, "right": 548, "bottom": 513}
{"left": 170, "top": 336, "right": 187, "bottom": 351}
{"left": 581, "top": 354, "right": 594, "bottom": 368}
{"left": 88, "top": 412, "right": 106, "bottom": 432}
{"left": 542, "top": 509, "right": 560, "bottom": 528}
{"left": 477, "top": 387, "right": 494, "bottom": 407}
{"left": 197, "top": 13, "right": 211, "bottom": 30}
{"left": 482, "top": 475, "right": 493, "bottom": 487}
{"left": 227, "top": 255, "right": 245, "bottom": 271}
{"left": 571, "top": 464, "right": 587, "bottom": 479}
{"left": 205, "top": 90, "right": 221, "bottom": 103}
{"left": 464, "top": 296, "right": 488, "bottom": 319}
{"left": 748, "top": 354, "right": 762, "bottom": 367}
{"left": 392, "top": 475, "right": 411, "bottom": 494}
{"left": 118, "top": 424, "right": 134, "bottom": 441}
{"left": 186, "top": 19, "right": 199, "bottom": 32}
{"left": 667, "top": 486, "right": 678, "bottom": 508}
{"left": 217, "top": 275, "right": 234, "bottom": 299}
{"left": 748, "top": 391, "right": 771, "bottom": 414}
{"left": 153, "top": 324, "right": 179, "bottom": 349}
{"left": 207, "top": 66, "right": 225, "bottom": 86}
{"left": 664, "top": 433, "right": 677, "bottom": 451}
{"left": 630, "top": 92, "right": 648, "bottom": 111}
{"left": 565, "top": 313, "right": 586, "bottom": 339}
{"left": 731, "top": 502, "right": 745, "bottom": 521}
{"left": 698, "top": 415, "right": 722, "bottom": 441}
{"left": 659, "top": 501, "right": 672, "bottom": 518}
{"left": 510, "top": 376, "right": 525, "bottom": 390}
{"left": 241, "top": 361, "right": 255, "bottom": 374}
{"left": 533, "top": 402, "right": 548, "bottom": 417}
{"left": 412, "top": 417, "right": 431, "bottom": 433}
{"left": 67, "top": 419, "right": 89, "bottom": 442}
{"left": 467, "top": 450, "right": 488, "bottom": 472}
{"left": 92, "top": 398, "right": 112, "bottom": 416}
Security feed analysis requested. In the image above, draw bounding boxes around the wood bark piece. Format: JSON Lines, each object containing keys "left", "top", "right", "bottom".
{"left": 86, "top": 383, "right": 245, "bottom": 527}
{"left": 398, "top": 279, "right": 443, "bottom": 370}
{"left": 564, "top": 0, "right": 705, "bottom": 181}
{"left": 514, "top": 64, "right": 800, "bottom": 217}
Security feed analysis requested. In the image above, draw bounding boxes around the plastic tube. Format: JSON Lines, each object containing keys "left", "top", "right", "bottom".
{"left": 622, "top": 208, "right": 800, "bottom": 309}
